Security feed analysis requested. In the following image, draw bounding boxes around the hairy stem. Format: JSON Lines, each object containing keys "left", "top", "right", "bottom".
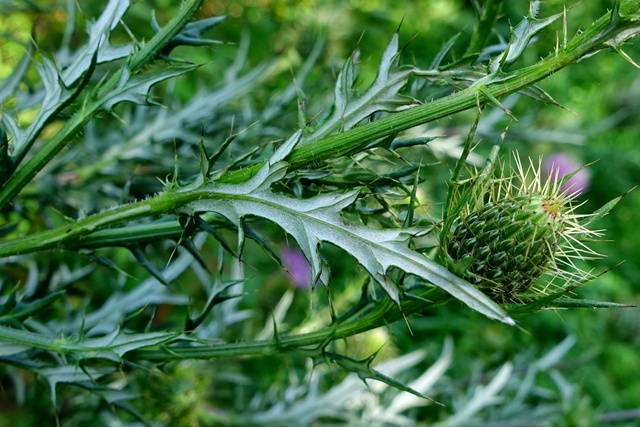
{"left": 134, "top": 288, "right": 449, "bottom": 361}
{"left": 1, "top": 6, "right": 639, "bottom": 257}
{"left": 465, "top": 0, "right": 505, "bottom": 57}
{"left": 0, "top": 286, "right": 448, "bottom": 361}
{"left": 222, "top": 7, "right": 640, "bottom": 184}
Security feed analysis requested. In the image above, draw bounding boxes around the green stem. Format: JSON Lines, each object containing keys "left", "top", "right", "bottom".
{"left": 222, "top": 8, "right": 638, "bottom": 184}
{"left": 0, "top": 287, "right": 448, "bottom": 360}
{"left": 0, "top": 0, "right": 205, "bottom": 210}
{"left": 131, "top": 288, "right": 449, "bottom": 361}
{"left": 465, "top": 0, "right": 505, "bottom": 57}
{"left": 1, "top": 7, "right": 639, "bottom": 257}
{"left": 0, "top": 190, "right": 191, "bottom": 256}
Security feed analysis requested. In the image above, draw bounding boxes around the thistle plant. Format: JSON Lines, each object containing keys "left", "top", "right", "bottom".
{"left": 0, "top": 0, "right": 639, "bottom": 424}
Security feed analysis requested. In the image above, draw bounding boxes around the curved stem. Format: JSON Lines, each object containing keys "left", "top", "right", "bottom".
{"left": 221, "top": 8, "right": 640, "bottom": 184}
{"left": 0, "top": 286, "right": 448, "bottom": 361}
{"left": 130, "top": 287, "right": 450, "bottom": 361}
{"left": 2, "top": 7, "right": 639, "bottom": 257}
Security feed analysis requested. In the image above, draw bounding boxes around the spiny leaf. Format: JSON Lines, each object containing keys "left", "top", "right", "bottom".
{"left": 128, "top": 245, "right": 171, "bottom": 287}
{"left": 206, "top": 134, "right": 238, "bottom": 174}
{"left": 193, "top": 215, "right": 237, "bottom": 257}
{"left": 390, "top": 136, "right": 439, "bottom": 151}
{"left": 303, "top": 33, "right": 418, "bottom": 144}
{"left": 606, "top": 0, "right": 640, "bottom": 62}
{"left": 579, "top": 188, "right": 635, "bottom": 232}
{"left": 519, "top": 85, "right": 567, "bottom": 109}
{"left": 550, "top": 297, "right": 637, "bottom": 309}
{"left": 60, "top": 265, "right": 191, "bottom": 336}
{"left": 62, "top": 0, "right": 131, "bottom": 86}
{"left": 326, "top": 351, "right": 436, "bottom": 403}
{"left": 465, "top": 0, "right": 504, "bottom": 57}
{"left": 0, "top": 290, "right": 65, "bottom": 324}
{"left": 72, "top": 59, "right": 270, "bottom": 182}
{"left": 86, "top": 252, "right": 132, "bottom": 278}
{"left": 0, "top": 324, "right": 175, "bottom": 362}
{"left": 178, "top": 131, "right": 513, "bottom": 324}
{"left": 72, "top": 328, "right": 177, "bottom": 361}
{"left": 185, "top": 280, "right": 246, "bottom": 330}
{"left": 431, "top": 33, "right": 462, "bottom": 69}
{"left": 438, "top": 362, "right": 513, "bottom": 425}
{"left": 102, "top": 64, "right": 199, "bottom": 110}
{"left": 36, "top": 365, "right": 114, "bottom": 406}
{"left": 491, "top": 3, "right": 563, "bottom": 72}
{"left": 477, "top": 86, "right": 517, "bottom": 119}
{"left": 152, "top": 13, "right": 227, "bottom": 54}
{"left": 178, "top": 238, "right": 209, "bottom": 271}
{"left": 8, "top": 54, "right": 93, "bottom": 163}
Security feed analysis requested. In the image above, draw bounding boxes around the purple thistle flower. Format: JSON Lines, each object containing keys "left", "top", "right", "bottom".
{"left": 282, "top": 247, "right": 312, "bottom": 289}
{"left": 542, "top": 153, "right": 591, "bottom": 196}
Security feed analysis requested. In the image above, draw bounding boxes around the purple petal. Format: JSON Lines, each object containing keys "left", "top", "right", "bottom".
{"left": 542, "top": 154, "right": 591, "bottom": 196}
{"left": 282, "top": 247, "right": 312, "bottom": 289}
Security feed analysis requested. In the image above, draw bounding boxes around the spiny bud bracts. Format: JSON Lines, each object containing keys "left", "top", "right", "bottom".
{"left": 446, "top": 154, "right": 601, "bottom": 303}
{"left": 448, "top": 193, "right": 565, "bottom": 300}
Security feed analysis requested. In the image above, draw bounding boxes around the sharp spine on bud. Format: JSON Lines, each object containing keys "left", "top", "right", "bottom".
{"left": 446, "top": 153, "right": 601, "bottom": 303}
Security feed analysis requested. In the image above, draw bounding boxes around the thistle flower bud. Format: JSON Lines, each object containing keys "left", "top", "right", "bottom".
{"left": 446, "top": 155, "right": 600, "bottom": 302}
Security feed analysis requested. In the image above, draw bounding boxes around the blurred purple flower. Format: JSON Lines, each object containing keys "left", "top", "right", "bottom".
{"left": 282, "top": 247, "right": 312, "bottom": 289}
{"left": 542, "top": 153, "right": 591, "bottom": 196}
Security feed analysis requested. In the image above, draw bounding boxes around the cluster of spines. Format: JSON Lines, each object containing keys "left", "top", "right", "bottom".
{"left": 446, "top": 155, "right": 601, "bottom": 302}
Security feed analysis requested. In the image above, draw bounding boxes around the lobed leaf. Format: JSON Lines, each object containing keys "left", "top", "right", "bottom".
{"left": 62, "top": 0, "right": 131, "bottom": 86}
{"left": 302, "top": 33, "right": 418, "bottom": 144}
{"left": 5, "top": 0, "right": 131, "bottom": 168}
{"left": 7, "top": 57, "right": 82, "bottom": 162}
{"left": 71, "top": 328, "right": 177, "bottom": 361}
{"left": 153, "top": 14, "right": 227, "bottom": 53}
{"left": 35, "top": 365, "right": 115, "bottom": 406}
{"left": 178, "top": 132, "right": 513, "bottom": 324}
{"left": 102, "top": 64, "right": 199, "bottom": 110}
{"left": 326, "top": 351, "right": 436, "bottom": 403}
{"left": 490, "top": 2, "right": 563, "bottom": 72}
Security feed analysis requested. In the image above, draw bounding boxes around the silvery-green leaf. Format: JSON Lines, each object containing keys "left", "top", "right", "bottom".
{"left": 5, "top": 0, "right": 132, "bottom": 163}
{"left": 305, "top": 33, "right": 417, "bottom": 143}
{"left": 490, "top": 4, "right": 563, "bottom": 73}
{"left": 1, "top": 114, "right": 24, "bottom": 157}
{"left": 102, "top": 64, "right": 198, "bottom": 110}
{"left": 152, "top": 13, "right": 227, "bottom": 52}
{"left": 178, "top": 133, "right": 513, "bottom": 323}
{"left": 0, "top": 342, "right": 30, "bottom": 356}
{"left": 74, "top": 329, "right": 177, "bottom": 361}
{"left": 35, "top": 365, "right": 114, "bottom": 406}
{"left": 53, "top": 238, "right": 199, "bottom": 335}
{"left": 62, "top": 0, "right": 131, "bottom": 86}
{"left": 8, "top": 58, "right": 75, "bottom": 159}
{"left": 0, "top": 325, "right": 175, "bottom": 361}
{"left": 519, "top": 85, "right": 565, "bottom": 108}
